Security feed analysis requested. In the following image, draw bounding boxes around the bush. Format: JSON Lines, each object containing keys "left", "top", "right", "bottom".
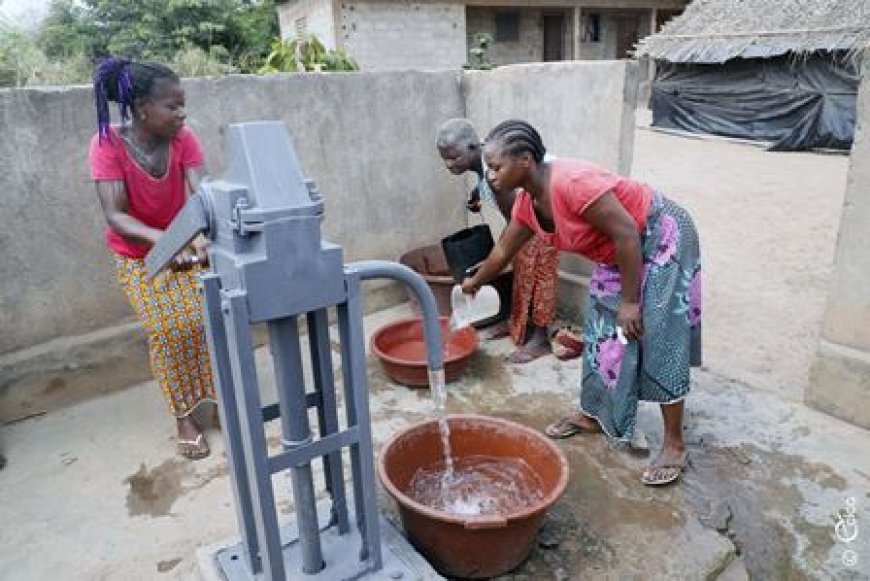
{"left": 0, "top": 24, "right": 46, "bottom": 87}
{"left": 259, "top": 35, "right": 359, "bottom": 73}
{"left": 171, "top": 45, "right": 237, "bottom": 78}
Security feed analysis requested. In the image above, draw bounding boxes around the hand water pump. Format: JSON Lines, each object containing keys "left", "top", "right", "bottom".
{"left": 146, "top": 121, "right": 446, "bottom": 580}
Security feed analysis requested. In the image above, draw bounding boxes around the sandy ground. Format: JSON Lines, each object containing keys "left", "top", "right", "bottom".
{"left": 631, "top": 118, "right": 849, "bottom": 401}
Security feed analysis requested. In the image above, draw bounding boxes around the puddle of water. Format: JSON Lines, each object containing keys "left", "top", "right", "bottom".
{"left": 124, "top": 460, "right": 189, "bottom": 517}
{"left": 124, "top": 459, "right": 226, "bottom": 517}
{"left": 684, "top": 442, "right": 844, "bottom": 578}
{"left": 156, "top": 557, "right": 182, "bottom": 573}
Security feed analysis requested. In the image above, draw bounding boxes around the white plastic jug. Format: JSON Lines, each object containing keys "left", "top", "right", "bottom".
{"left": 449, "top": 284, "right": 500, "bottom": 330}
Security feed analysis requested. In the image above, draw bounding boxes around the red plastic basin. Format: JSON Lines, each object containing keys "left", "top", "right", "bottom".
{"left": 378, "top": 414, "right": 569, "bottom": 578}
{"left": 370, "top": 317, "right": 477, "bottom": 387}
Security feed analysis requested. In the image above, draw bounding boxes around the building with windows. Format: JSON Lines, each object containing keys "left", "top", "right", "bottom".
{"left": 277, "top": 1, "right": 689, "bottom": 71}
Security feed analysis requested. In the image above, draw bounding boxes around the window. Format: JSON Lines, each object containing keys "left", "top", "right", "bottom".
{"left": 295, "top": 16, "right": 308, "bottom": 39}
{"left": 495, "top": 12, "right": 520, "bottom": 42}
{"left": 583, "top": 13, "right": 600, "bottom": 43}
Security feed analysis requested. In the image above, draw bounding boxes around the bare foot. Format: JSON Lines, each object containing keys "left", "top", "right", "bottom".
{"left": 486, "top": 321, "right": 510, "bottom": 340}
{"left": 508, "top": 341, "right": 551, "bottom": 363}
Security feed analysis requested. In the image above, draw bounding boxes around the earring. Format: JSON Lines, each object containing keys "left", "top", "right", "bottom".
{"left": 139, "top": 113, "right": 147, "bottom": 121}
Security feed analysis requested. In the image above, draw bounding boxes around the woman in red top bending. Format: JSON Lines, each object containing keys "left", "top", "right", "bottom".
{"left": 463, "top": 120, "right": 702, "bottom": 486}
{"left": 89, "top": 58, "right": 215, "bottom": 460}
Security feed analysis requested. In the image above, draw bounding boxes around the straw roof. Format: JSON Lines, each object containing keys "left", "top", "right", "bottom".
{"left": 636, "top": 0, "right": 870, "bottom": 63}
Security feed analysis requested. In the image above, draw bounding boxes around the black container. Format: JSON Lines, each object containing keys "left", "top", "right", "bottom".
{"left": 440, "top": 224, "right": 495, "bottom": 284}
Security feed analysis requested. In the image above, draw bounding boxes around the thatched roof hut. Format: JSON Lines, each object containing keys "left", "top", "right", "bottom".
{"left": 636, "top": 0, "right": 870, "bottom": 63}
{"left": 636, "top": 0, "right": 867, "bottom": 150}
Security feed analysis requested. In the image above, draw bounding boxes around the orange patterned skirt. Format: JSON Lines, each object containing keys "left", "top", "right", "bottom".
{"left": 509, "top": 236, "right": 560, "bottom": 345}
{"left": 113, "top": 254, "right": 216, "bottom": 417}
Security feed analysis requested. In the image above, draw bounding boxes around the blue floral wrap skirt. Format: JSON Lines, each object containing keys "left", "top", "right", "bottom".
{"left": 580, "top": 192, "right": 702, "bottom": 440}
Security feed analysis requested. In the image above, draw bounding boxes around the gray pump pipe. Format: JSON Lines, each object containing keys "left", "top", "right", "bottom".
{"left": 348, "top": 260, "right": 445, "bottom": 373}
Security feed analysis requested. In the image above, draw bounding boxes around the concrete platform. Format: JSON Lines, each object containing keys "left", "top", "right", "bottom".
{"left": 196, "top": 501, "right": 441, "bottom": 581}
{"left": 1, "top": 303, "right": 869, "bottom": 579}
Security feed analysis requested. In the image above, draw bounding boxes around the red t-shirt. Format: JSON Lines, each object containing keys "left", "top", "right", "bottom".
{"left": 511, "top": 159, "right": 653, "bottom": 264}
{"left": 89, "top": 126, "right": 204, "bottom": 258}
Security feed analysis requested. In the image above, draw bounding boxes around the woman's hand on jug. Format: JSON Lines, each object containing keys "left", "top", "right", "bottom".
{"left": 461, "top": 277, "right": 479, "bottom": 297}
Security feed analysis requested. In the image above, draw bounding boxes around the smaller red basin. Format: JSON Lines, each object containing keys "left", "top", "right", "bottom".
{"left": 371, "top": 317, "right": 477, "bottom": 387}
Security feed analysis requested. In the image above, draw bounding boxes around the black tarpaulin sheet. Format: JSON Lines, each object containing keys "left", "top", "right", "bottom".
{"left": 650, "top": 53, "right": 859, "bottom": 151}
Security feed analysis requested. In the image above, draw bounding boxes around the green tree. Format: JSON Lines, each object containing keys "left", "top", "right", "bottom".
{"left": 38, "top": 0, "right": 99, "bottom": 59}
{"left": 37, "top": 0, "right": 278, "bottom": 71}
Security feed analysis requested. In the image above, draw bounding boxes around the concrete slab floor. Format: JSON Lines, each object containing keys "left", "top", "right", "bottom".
{"left": 1, "top": 303, "right": 868, "bottom": 580}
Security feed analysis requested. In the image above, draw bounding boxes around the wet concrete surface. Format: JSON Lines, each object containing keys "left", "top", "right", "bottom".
{"left": 366, "top": 305, "right": 870, "bottom": 580}
{"left": 2, "top": 304, "right": 869, "bottom": 579}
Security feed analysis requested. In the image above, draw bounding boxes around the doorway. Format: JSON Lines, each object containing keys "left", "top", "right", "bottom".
{"left": 543, "top": 13, "right": 565, "bottom": 61}
{"left": 614, "top": 13, "right": 641, "bottom": 58}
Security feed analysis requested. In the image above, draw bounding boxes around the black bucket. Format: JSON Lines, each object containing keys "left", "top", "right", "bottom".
{"left": 440, "top": 224, "right": 494, "bottom": 284}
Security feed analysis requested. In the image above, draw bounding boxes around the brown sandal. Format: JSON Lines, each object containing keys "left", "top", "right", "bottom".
{"left": 552, "top": 342, "right": 582, "bottom": 361}
{"left": 555, "top": 328, "right": 584, "bottom": 351}
{"left": 177, "top": 433, "right": 210, "bottom": 460}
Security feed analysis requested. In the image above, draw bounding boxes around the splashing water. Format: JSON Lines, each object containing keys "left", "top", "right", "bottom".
{"left": 408, "top": 455, "right": 545, "bottom": 517}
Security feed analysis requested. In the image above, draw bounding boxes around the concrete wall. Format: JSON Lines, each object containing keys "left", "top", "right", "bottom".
{"left": 464, "top": 61, "right": 636, "bottom": 175}
{"left": 0, "top": 61, "right": 637, "bottom": 419}
{"left": 278, "top": 0, "right": 337, "bottom": 49}
{"left": 338, "top": 2, "right": 467, "bottom": 71}
{"left": 0, "top": 71, "right": 465, "bottom": 354}
{"left": 808, "top": 72, "right": 870, "bottom": 429}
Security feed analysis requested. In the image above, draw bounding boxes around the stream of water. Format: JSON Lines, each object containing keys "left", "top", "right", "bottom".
{"left": 422, "top": 324, "right": 545, "bottom": 516}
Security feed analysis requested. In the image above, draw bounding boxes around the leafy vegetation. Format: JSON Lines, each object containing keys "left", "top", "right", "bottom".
{"left": 465, "top": 32, "right": 495, "bottom": 71}
{"left": 0, "top": 0, "right": 359, "bottom": 87}
{"left": 259, "top": 35, "right": 359, "bottom": 73}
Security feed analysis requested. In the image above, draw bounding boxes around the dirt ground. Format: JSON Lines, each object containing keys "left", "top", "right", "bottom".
{"left": 631, "top": 118, "right": 849, "bottom": 401}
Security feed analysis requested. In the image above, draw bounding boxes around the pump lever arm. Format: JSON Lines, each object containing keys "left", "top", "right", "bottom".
{"left": 144, "top": 192, "right": 212, "bottom": 280}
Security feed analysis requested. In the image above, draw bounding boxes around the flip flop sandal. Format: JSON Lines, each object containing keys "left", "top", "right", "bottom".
{"left": 545, "top": 415, "right": 599, "bottom": 439}
{"left": 178, "top": 433, "right": 210, "bottom": 460}
{"left": 641, "top": 452, "right": 689, "bottom": 486}
{"left": 555, "top": 328, "right": 584, "bottom": 352}
{"left": 553, "top": 342, "right": 582, "bottom": 361}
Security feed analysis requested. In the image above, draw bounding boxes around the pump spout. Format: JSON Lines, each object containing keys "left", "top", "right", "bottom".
{"left": 349, "top": 260, "right": 446, "bottom": 408}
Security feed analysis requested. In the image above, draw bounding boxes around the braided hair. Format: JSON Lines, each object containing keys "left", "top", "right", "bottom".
{"left": 93, "top": 57, "right": 179, "bottom": 142}
{"left": 484, "top": 119, "right": 547, "bottom": 163}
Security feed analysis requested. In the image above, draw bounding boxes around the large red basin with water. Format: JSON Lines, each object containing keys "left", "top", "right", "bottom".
{"left": 378, "top": 414, "right": 569, "bottom": 578}
{"left": 370, "top": 317, "right": 477, "bottom": 386}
